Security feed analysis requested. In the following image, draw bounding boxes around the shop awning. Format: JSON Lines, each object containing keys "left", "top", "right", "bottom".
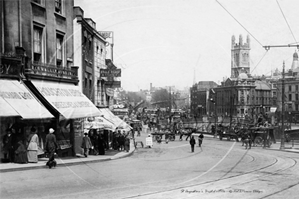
{"left": 83, "top": 116, "right": 116, "bottom": 131}
{"left": 0, "top": 97, "right": 20, "bottom": 117}
{"left": 31, "top": 80, "right": 102, "bottom": 119}
{"left": 98, "top": 108, "right": 132, "bottom": 131}
{"left": 0, "top": 79, "right": 54, "bottom": 119}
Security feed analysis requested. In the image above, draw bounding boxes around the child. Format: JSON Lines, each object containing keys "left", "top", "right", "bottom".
{"left": 14, "top": 140, "right": 28, "bottom": 164}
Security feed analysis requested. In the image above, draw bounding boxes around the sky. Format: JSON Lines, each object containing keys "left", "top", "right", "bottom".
{"left": 74, "top": 0, "right": 299, "bottom": 92}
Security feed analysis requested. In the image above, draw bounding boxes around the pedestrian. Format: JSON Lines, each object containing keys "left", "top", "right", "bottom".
{"left": 14, "top": 140, "right": 28, "bottom": 164}
{"left": 124, "top": 135, "right": 130, "bottom": 152}
{"left": 45, "top": 128, "right": 58, "bottom": 169}
{"left": 97, "top": 132, "right": 105, "bottom": 155}
{"left": 2, "top": 129, "right": 14, "bottom": 162}
{"left": 27, "top": 127, "right": 39, "bottom": 163}
{"left": 81, "top": 132, "right": 93, "bottom": 157}
{"left": 186, "top": 128, "right": 194, "bottom": 141}
{"left": 198, "top": 133, "right": 204, "bottom": 150}
{"left": 118, "top": 132, "right": 125, "bottom": 151}
{"left": 189, "top": 136, "right": 196, "bottom": 152}
{"left": 179, "top": 129, "right": 184, "bottom": 141}
{"left": 90, "top": 130, "right": 98, "bottom": 155}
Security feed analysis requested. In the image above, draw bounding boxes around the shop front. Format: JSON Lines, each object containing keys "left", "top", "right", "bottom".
{"left": 24, "top": 80, "right": 104, "bottom": 157}
{"left": 0, "top": 79, "right": 55, "bottom": 162}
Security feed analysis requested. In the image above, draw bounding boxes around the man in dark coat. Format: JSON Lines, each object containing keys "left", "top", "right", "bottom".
{"left": 45, "top": 128, "right": 58, "bottom": 168}
{"left": 189, "top": 136, "right": 196, "bottom": 152}
{"left": 2, "top": 129, "right": 14, "bottom": 162}
{"left": 97, "top": 132, "right": 105, "bottom": 155}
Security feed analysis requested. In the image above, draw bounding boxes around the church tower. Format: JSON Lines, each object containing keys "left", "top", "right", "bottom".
{"left": 231, "top": 35, "right": 251, "bottom": 78}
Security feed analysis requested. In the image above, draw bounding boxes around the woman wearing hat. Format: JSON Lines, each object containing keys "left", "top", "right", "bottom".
{"left": 27, "top": 127, "right": 39, "bottom": 163}
{"left": 45, "top": 128, "right": 58, "bottom": 168}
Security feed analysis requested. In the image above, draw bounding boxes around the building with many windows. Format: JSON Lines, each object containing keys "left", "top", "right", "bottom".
{"left": 0, "top": 0, "right": 103, "bottom": 159}
{"left": 190, "top": 81, "right": 218, "bottom": 117}
{"left": 73, "top": 7, "right": 109, "bottom": 106}
{"left": 275, "top": 52, "right": 299, "bottom": 123}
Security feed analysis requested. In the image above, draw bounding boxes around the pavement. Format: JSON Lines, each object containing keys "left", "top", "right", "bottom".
{"left": 0, "top": 130, "right": 298, "bottom": 173}
{"left": 0, "top": 142, "right": 136, "bottom": 173}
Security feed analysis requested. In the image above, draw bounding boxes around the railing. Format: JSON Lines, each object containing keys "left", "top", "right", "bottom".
{"left": 25, "top": 62, "right": 78, "bottom": 81}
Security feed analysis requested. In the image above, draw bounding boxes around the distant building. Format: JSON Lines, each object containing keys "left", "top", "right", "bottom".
{"left": 206, "top": 35, "right": 273, "bottom": 122}
{"left": 190, "top": 81, "right": 218, "bottom": 117}
{"left": 73, "top": 7, "right": 95, "bottom": 102}
{"left": 275, "top": 52, "right": 299, "bottom": 122}
{"left": 231, "top": 35, "right": 251, "bottom": 78}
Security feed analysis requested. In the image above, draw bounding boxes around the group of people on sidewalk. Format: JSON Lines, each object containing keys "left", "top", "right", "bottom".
{"left": 81, "top": 129, "right": 131, "bottom": 158}
{"left": 81, "top": 130, "right": 106, "bottom": 157}
{"left": 2, "top": 127, "right": 58, "bottom": 168}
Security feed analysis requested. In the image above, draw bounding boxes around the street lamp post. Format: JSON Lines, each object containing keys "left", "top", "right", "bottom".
{"left": 214, "top": 101, "right": 217, "bottom": 138}
{"left": 210, "top": 98, "right": 217, "bottom": 138}
{"left": 280, "top": 62, "right": 285, "bottom": 150}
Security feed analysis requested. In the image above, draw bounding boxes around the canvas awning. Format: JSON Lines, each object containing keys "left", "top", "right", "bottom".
{"left": 0, "top": 79, "right": 54, "bottom": 119}
{"left": 98, "top": 108, "right": 132, "bottom": 131}
{"left": 83, "top": 116, "right": 116, "bottom": 131}
{"left": 31, "top": 80, "right": 102, "bottom": 119}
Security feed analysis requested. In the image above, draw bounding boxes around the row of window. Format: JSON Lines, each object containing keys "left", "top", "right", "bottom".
{"left": 288, "top": 93, "right": 299, "bottom": 101}
{"left": 287, "top": 85, "right": 299, "bottom": 92}
{"left": 33, "top": 25, "right": 65, "bottom": 67}
{"left": 32, "top": 0, "right": 64, "bottom": 15}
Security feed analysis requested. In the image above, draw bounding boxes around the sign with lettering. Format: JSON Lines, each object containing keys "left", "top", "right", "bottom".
{"left": 100, "top": 69, "right": 121, "bottom": 77}
{"left": 32, "top": 80, "right": 102, "bottom": 119}
{"left": 98, "top": 31, "right": 113, "bottom": 39}
{"left": 0, "top": 57, "right": 22, "bottom": 78}
{"left": 0, "top": 79, "right": 53, "bottom": 118}
{"left": 106, "top": 88, "right": 114, "bottom": 96}
{"left": 105, "top": 81, "right": 121, "bottom": 88}
{"left": 146, "top": 137, "right": 153, "bottom": 147}
{"left": 83, "top": 117, "right": 114, "bottom": 130}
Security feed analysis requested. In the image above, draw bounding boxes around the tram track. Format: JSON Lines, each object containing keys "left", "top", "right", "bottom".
{"left": 35, "top": 141, "right": 298, "bottom": 199}
{"left": 121, "top": 150, "right": 298, "bottom": 199}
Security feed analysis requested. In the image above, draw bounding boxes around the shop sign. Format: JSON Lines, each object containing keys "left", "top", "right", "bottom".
{"left": 106, "top": 88, "right": 114, "bottom": 96}
{"left": 146, "top": 137, "right": 153, "bottom": 147}
{"left": 87, "top": 117, "right": 95, "bottom": 122}
{"left": 105, "top": 81, "right": 121, "bottom": 88}
{"left": 0, "top": 56, "right": 22, "bottom": 78}
{"left": 113, "top": 104, "right": 125, "bottom": 109}
{"left": 100, "top": 69, "right": 121, "bottom": 77}
{"left": 98, "top": 31, "right": 113, "bottom": 39}
{"left": 74, "top": 118, "right": 83, "bottom": 137}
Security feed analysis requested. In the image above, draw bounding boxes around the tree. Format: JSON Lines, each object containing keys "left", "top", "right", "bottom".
{"left": 151, "top": 89, "right": 170, "bottom": 108}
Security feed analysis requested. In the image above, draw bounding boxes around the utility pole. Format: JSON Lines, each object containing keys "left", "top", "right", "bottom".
{"left": 280, "top": 61, "right": 285, "bottom": 150}
{"left": 262, "top": 44, "right": 298, "bottom": 150}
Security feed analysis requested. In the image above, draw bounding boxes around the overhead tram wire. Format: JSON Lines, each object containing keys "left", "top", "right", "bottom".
{"left": 215, "top": 0, "right": 264, "bottom": 47}
{"left": 276, "top": 0, "right": 298, "bottom": 44}
{"left": 251, "top": 51, "right": 269, "bottom": 74}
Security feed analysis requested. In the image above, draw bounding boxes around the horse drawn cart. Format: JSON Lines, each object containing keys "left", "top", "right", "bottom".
{"left": 217, "top": 124, "right": 239, "bottom": 142}
{"left": 248, "top": 127, "right": 276, "bottom": 147}
{"left": 152, "top": 119, "right": 176, "bottom": 142}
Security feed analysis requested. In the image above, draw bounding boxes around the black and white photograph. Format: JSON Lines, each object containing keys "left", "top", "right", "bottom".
{"left": 0, "top": 0, "right": 299, "bottom": 198}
